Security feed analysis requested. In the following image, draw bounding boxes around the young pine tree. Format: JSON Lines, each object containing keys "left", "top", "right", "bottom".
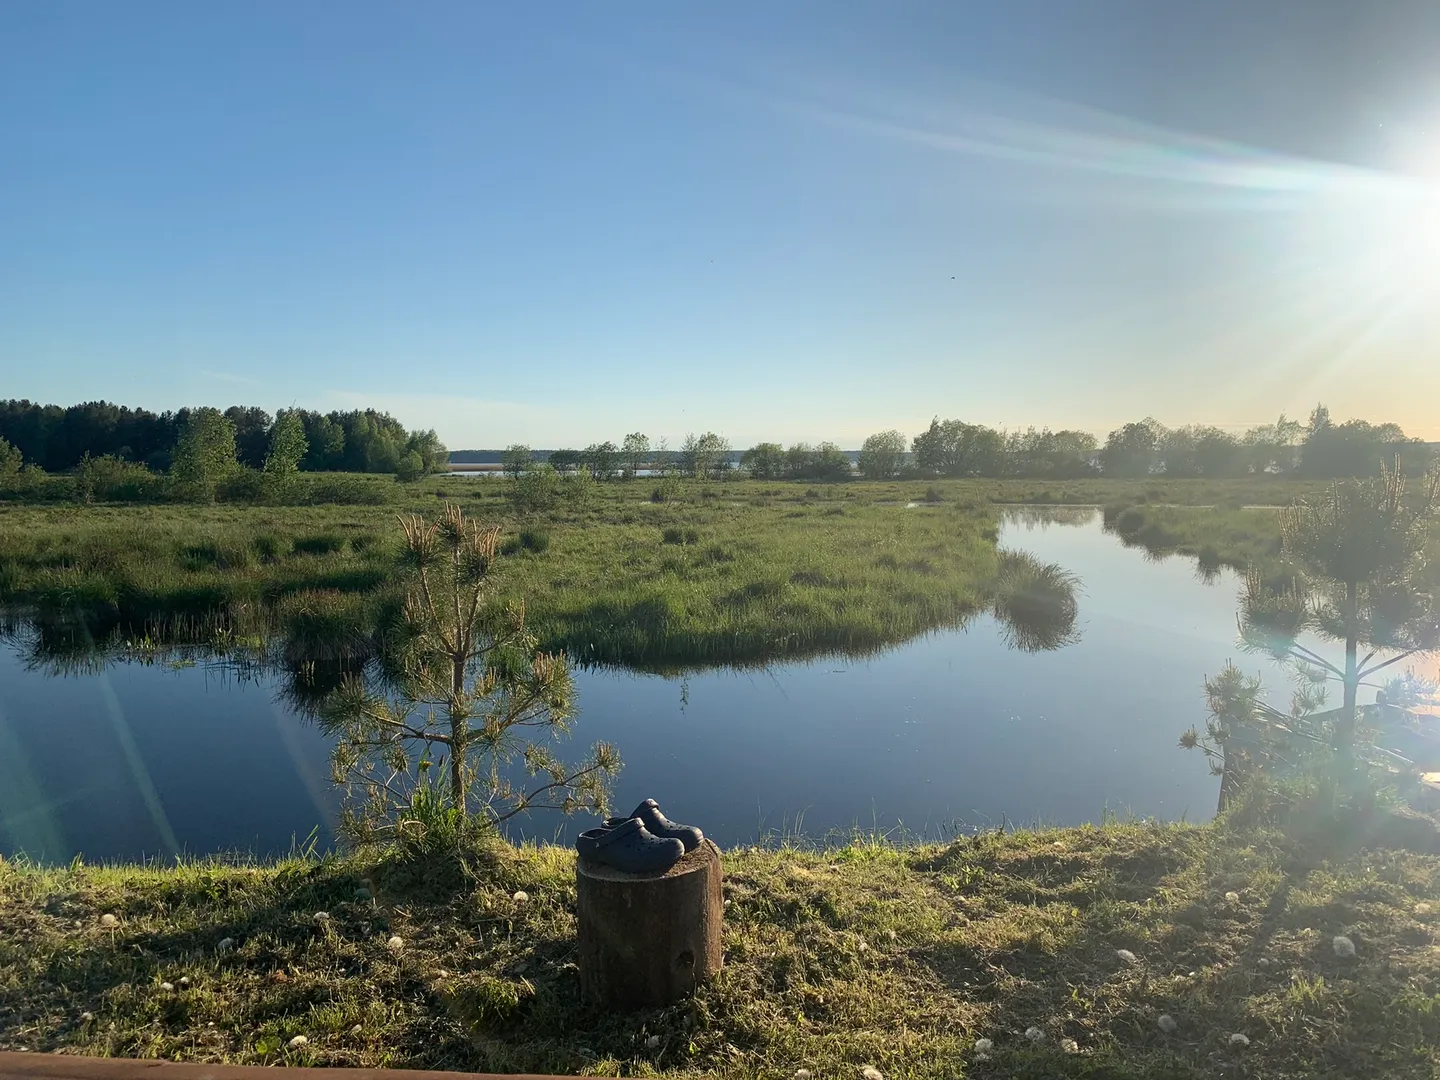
{"left": 321, "top": 504, "right": 618, "bottom": 847}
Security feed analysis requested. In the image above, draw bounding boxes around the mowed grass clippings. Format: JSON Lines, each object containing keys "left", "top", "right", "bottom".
{"left": 3, "top": 822, "right": 1440, "bottom": 1078}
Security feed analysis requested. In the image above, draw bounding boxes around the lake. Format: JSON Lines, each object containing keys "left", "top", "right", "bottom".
{"left": 1, "top": 507, "right": 1291, "bottom": 863}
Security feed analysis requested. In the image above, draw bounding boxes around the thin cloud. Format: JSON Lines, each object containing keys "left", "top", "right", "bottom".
{"left": 781, "top": 78, "right": 1425, "bottom": 203}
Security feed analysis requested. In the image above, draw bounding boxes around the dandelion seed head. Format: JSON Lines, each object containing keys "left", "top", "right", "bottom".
{"left": 287, "top": 1035, "right": 308, "bottom": 1049}
{"left": 1115, "top": 948, "right": 1138, "bottom": 965}
{"left": 645, "top": 1035, "right": 660, "bottom": 1049}
{"left": 178, "top": 977, "right": 190, "bottom": 988}
{"left": 1415, "top": 902, "right": 1432, "bottom": 916}
{"left": 351, "top": 1024, "right": 363, "bottom": 1036}
{"left": 1333, "top": 934, "right": 1356, "bottom": 957}
{"left": 1025, "top": 1025, "right": 1046, "bottom": 1042}
{"left": 1257, "top": 957, "right": 1271, "bottom": 968}
{"left": 794, "top": 1071, "right": 812, "bottom": 1080}
{"left": 1060, "top": 1037, "right": 1079, "bottom": 1053}
{"left": 1229, "top": 1032, "right": 1250, "bottom": 1047}
{"left": 387, "top": 935, "right": 404, "bottom": 951}
{"left": 973, "top": 1038, "right": 994, "bottom": 1053}
{"left": 512, "top": 890, "right": 529, "bottom": 903}
{"left": 1157, "top": 1014, "right": 1177, "bottom": 1034}
{"left": 1225, "top": 891, "right": 1240, "bottom": 903}
{"left": 159, "top": 982, "right": 175, "bottom": 992}
{"left": 313, "top": 911, "right": 330, "bottom": 923}
{"left": 99, "top": 913, "right": 118, "bottom": 928}
{"left": 860, "top": 1067, "right": 884, "bottom": 1080}
{"left": 80, "top": 1012, "right": 94, "bottom": 1023}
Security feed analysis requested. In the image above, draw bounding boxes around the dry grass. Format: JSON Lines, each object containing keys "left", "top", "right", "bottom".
{"left": 4, "top": 822, "right": 1440, "bottom": 1078}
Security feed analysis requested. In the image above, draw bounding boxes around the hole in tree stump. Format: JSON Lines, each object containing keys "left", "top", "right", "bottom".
{"left": 676, "top": 949, "right": 695, "bottom": 969}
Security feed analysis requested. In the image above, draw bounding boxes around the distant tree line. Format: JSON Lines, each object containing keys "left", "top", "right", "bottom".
{"left": 485, "top": 406, "right": 1431, "bottom": 487}
{"left": 7, "top": 396, "right": 1427, "bottom": 501}
{"left": 0, "top": 399, "right": 446, "bottom": 477}
{"left": 894, "top": 407, "right": 1428, "bottom": 480}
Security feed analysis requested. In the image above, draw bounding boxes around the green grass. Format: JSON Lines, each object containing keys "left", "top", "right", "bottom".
{"left": 4, "top": 822, "right": 1440, "bottom": 1077}
{"left": 1102, "top": 504, "right": 1288, "bottom": 571}
{"left": 0, "top": 477, "right": 1333, "bottom": 670}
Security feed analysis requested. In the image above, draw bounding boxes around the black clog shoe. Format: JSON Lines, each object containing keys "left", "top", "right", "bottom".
{"left": 576, "top": 816, "right": 685, "bottom": 873}
{"left": 606, "top": 798, "right": 704, "bottom": 852}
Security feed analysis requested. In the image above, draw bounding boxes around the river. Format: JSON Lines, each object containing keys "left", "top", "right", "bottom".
{"left": 1, "top": 507, "right": 1282, "bottom": 862}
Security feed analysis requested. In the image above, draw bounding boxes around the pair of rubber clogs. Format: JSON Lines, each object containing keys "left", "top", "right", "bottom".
{"left": 576, "top": 798, "right": 703, "bottom": 873}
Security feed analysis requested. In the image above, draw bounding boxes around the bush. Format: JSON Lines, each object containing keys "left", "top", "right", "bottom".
{"left": 303, "top": 475, "right": 395, "bottom": 506}
{"left": 74, "top": 455, "right": 166, "bottom": 503}
{"left": 650, "top": 476, "right": 681, "bottom": 503}
{"left": 562, "top": 469, "right": 595, "bottom": 508}
{"left": 216, "top": 467, "right": 268, "bottom": 503}
{"left": 394, "top": 450, "right": 426, "bottom": 483}
{"left": 509, "top": 463, "right": 560, "bottom": 512}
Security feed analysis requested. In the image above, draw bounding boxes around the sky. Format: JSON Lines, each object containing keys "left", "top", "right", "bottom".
{"left": 4, "top": 1, "right": 1440, "bottom": 448}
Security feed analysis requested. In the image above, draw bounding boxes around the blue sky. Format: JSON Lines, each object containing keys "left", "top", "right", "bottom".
{"left": 4, "top": 1, "right": 1440, "bottom": 447}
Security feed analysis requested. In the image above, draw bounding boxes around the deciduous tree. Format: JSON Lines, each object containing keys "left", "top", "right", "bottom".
{"left": 263, "top": 410, "right": 309, "bottom": 477}
{"left": 502, "top": 444, "right": 532, "bottom": 480}
{"left": 582, "top": 441, "right": 618, "bottom": 480}
{"left": 620, "top": 432, "right": 650, "bottom": 479}
{"left": 858, "top": 430, "right": 906, "bottom": 479}
{"left": 741, "top": 442, "right": 786, "bottom": 480}
{"left": 171, "top": 407, "right": 238, "bottom": 500}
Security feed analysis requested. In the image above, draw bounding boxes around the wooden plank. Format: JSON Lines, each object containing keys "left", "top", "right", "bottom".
{"left": 0, "top": 1054, "right": 603, "bottom": 1080}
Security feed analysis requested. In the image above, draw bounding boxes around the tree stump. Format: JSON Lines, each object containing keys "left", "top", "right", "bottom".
{"left": 576, "top": 839, "right": 723, "bottom": 1007}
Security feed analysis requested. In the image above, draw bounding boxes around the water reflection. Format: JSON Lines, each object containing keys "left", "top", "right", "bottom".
{"left": 998, "top": 504, "right": 1101, "bottom": 530}
{"left": 990, "top": 551, "right": 1082, "bottom": 653}
{"left": 0, "top": 510, "right": 1263, "bottom": 864}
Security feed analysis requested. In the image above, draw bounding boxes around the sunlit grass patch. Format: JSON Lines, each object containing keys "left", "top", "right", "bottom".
{"left": 4, "top": 821, "right": 1439, "bottom": 1077}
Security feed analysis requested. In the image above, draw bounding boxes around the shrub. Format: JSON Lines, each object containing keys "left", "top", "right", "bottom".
{"left": 562, "top": 469, "right": 595, "bottom": 508}
{"left": 74, "top": 455, "right": 166, "bottom": 503}
{"left": 304, "top": 475, "right": 395, "bottom": 506}
{"left": 394, "top": 451, "right": 426, "bottom": 483}
{"left": 216, "top": 468, "right": 268, "bottom": 503}
{"left": 509, "top": 463, "right": 560, "bottom": 512}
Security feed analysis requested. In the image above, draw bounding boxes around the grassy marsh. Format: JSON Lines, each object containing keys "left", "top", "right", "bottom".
{"left": 0, "top": 477, "right": 1339, "bottom": 669}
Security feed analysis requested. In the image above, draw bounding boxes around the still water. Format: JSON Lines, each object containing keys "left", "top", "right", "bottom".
{"left": 1, "top": 508, "right": 1260, "bottom": 862}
